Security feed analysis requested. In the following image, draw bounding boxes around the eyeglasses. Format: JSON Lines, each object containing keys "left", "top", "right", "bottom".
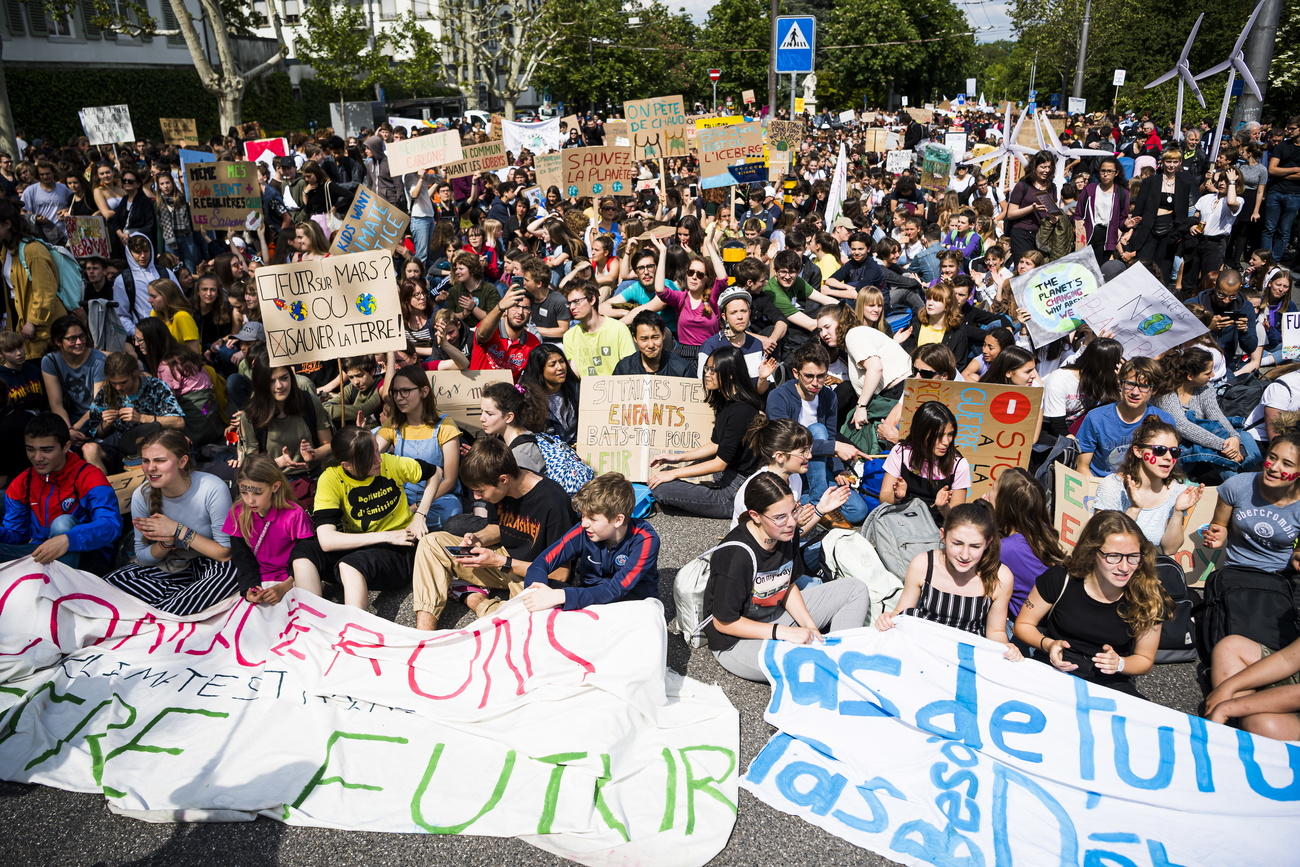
{"left": 1212, "top": 289, "right": 1239, "bottom": 300}
{"left": 566, "top": 297, "right": 589, "bottom": 307}
{"left": 776, "top": 269, "right": 799, "bottom": 277}
{"left": 1120, "top": 379, "right": 1152, "bottom": 393}
{"left": 390, "top": 386, "right": 420, "bottom": 398}
{"left": 762, "top": 510, "right": 795, "bottom": 527}
{"left": 1139, "top": 444, "right": 1182, "bottom": 459}
{"left": 635, "top": 264, "right": 655, "bottom": 271}
{"left": 62, "top": 334, "right": 87, "bottom": 343}
{"left": 797, "top": 371, "right": 828, "bottom": 381}
{"left": 1098, "top": 168, "right": 1117, "bottom": 174}
{"left": 1098, "top": 551, "right": 1142, "bottom": 566}
{"left": 702, "top": 364, "right": 717, "bottom": 375}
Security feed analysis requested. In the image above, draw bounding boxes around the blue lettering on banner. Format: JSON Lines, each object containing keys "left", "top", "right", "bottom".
{"left": 1236, "top": 730, "right": 1300, "bottom": 801}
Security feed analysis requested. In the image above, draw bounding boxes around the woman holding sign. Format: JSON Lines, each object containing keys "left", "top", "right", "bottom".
{"left": 1014, "top": 510, "right": 1170, "bottom": 697}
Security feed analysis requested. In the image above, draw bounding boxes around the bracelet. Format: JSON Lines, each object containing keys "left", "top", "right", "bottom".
{"left": 1039, "top": 635, "right": 1049, "bottom": 651}
{"left": 1116, "top": 656, "right": 1125, "bottom": 673}
{"left": 813, "top": 506, "right": 825, "bottom": 517}
{"left": 772, "top": 622, "right": 779, "bottom": 640}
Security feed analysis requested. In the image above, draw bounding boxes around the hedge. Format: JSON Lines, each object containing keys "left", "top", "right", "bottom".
{"left": 7, "top": 65, "right": 379, "bottom": 145}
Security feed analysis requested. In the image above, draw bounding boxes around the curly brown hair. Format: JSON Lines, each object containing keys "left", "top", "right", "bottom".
{"left": 1065, "top": 510, "right": 1170, "bottom": 637}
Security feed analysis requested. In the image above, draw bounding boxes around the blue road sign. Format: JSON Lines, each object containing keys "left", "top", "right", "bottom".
{"left": 775, "top": 16, "right": 815, "bottom": 74}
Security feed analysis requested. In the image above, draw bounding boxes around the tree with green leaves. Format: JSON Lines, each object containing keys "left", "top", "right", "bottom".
{"left": 295, "top": 0, "right": 391, "bottom": 121}
{"left": 698, "top": 0, "right": 769, "bottom": 107}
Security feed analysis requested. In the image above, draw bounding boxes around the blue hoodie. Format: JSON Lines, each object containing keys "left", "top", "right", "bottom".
{"left": 0, "top": 451, "right": 120, "bottom": 553}
{"left": 525, "top": 518, "right": 660, "bottom": 610}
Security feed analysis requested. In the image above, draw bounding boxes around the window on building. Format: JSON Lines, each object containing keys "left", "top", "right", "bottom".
{"left": 378, "top": 0, "right": 397, "bottom": 19}
{"left": 159, "top": 0, "right": 184, "bottom": 44}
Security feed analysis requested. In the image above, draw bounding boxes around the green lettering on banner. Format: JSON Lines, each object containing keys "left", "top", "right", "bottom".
{"left": 26, "top": 695, "right": 123, "bottom": 771}
{"left": 0, "top": 679, "right": 88, "bottom": 746}
{"left": 533, "top": 751, "right": 588, "bottom": 835}
{"left": 679, "top": 745, "right": 738, "bottom": 834}
{"left": 593, "top": 752, "right": 631, "bottom": 843}
{"left": 93, "top": 704, "right": 228, "bottom": 798}
{"left": 291, "top": 729, "right": 411, "bottom": 811}
{"left": 410, "top": 742, "right": 517, "bottom": 834}
{"left": 659, "top": 746, "right": 678, "bottom": 831}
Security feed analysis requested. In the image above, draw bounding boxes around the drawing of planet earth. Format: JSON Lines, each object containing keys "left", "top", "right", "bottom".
{"left": 289, "top": 300, "right": 307, "bottom": 322}
{"left": 355, "top": 293, "right": 377, "bottom": 315}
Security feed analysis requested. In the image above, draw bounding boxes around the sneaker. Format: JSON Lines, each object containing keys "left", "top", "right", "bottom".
{"left": 449, "top": 581, "right": 490, "bottom": 602}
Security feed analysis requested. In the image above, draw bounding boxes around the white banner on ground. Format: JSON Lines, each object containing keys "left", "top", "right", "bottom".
{"left": 824, "top": 141, "right": 848, "bottom": 229}
{"left": 502, "top": 117, "right": 561, "bottom": 156}
{"left": 743, "top": 618, "right": 1300, "bottom": 867}
{"left": 0, "top": 560, "right": 738, "bottom": 865}
{"left": 1075, "top": 262, "right": 1208, "bottom": 358}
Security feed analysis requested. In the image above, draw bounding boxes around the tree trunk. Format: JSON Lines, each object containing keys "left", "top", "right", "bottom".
{"left": 218, "top": 86, "right": 243, "bottom": 135}
{"left": 503, "top": 97, "right": 516, "bottom": 120}
{"left": 0, "top": 45, "right": 18, "bottom": 158}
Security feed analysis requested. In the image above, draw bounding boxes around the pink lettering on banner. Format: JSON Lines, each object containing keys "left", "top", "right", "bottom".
{"left": 108, "top": 612, "right": 167, "bottom": 654}
{"left": 230, "top": 601, "right": 268, "bottom": 668}
{"left": 478, "top": 618, "right": 527, "bottom": 709}
{"left": 325, "top": 623, "right": 387, "bottom": 678}
{"left": 49, "top": 594, "right": 120, "bottom": 648}
{"left": 0, "top": 572, "right": 49, "bottom": 616}
{"left": 408, "top": 629, "right": 482, "bottom": 701}
{"left": 270, "top": 600, "right": 327, "bottom": 662}
{"left": 547, "top": 609, "right": 598, "bottom": 678}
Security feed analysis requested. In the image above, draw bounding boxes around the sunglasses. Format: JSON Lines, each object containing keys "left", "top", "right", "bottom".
{"left": 1138, "top": 444, "right": 1182, "bottom": 459}
{"left": 687, "top": 269, "right": 708, "bottom": 278}
{"left": 914, "top": 368, "right": 941, "bottom": 379}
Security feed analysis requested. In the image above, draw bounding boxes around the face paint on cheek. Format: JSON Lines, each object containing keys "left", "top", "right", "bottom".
{"left": 1142, "top": 452, "right": 1160, "bottom": 465}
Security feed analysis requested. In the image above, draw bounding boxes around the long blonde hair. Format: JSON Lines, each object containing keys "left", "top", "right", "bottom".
{"left": 1066, "top": 511, "right": 1170, "bottom": 637}
{"left": 854, "top": 286, "right": 890, "bottom": 333}
{"left": 233, "top": 453, "right": 294, "bottom": 541}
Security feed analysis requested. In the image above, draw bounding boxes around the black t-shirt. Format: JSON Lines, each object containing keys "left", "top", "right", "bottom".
{"left": 705, "top": 520, "right": 804, "bottom": 651}
{"left": 0, "top": 359, "right": 45, "bottom": 412}
{"left": 1035, "top": 565, "right": 1137, "bottom": 688}
{"left": 497, "top": 476, "right": 576, "bottom": 562}
{"left": 713, "top": 400, "right": 760, "bottom": 482}
{"left": 529, "top": 289, "right": 569, "bottom": 332}
{"left": 1272, "top": 140, "right": 1300, "bottom": 195}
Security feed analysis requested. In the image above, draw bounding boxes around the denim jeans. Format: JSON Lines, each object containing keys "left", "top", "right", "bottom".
{"left": 0, "top": 514, "right": 81, "bottom": 567}
{"left": 410, "top": 216, "right": 436, "bottom": 270}
{"left": 1262, "top": 190, "right": 1300, "bottom": 261}
{"left": 804, "top": 423, "right": 869, "bottom": 524}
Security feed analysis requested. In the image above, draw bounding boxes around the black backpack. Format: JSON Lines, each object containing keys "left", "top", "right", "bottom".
{"left": 1154, "top": 555, "right": 1199, "bottom": 663}
{"left": 1194, "top": 566, "right": 1300, "bottom": 664}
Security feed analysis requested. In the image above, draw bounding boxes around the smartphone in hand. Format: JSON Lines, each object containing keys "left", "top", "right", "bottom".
{"left": 445, "top": 545, "right": 474, "bottom": 557}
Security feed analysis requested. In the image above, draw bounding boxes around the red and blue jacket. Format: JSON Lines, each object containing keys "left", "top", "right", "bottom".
{"left": 524, "top": 518, "right": 659, "bottom": 610}
{"left": 0, "top": 452, "right": 120, "bottom": 553}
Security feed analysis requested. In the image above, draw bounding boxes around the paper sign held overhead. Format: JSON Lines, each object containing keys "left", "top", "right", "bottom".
{"left": 1011, "top": 246, "right": 1104, "bottom": 347}
{"left": 1075, "top": 262, "right": 1207, "bottom": 358}
{"left": 79, "top": 104, "right": 134, "bottom": 145}
{"left": 329, "top": 185, "right": 410, "bottom": 256}
{"left": 742, "top": 90, "right": 755, "bottom": 105}
{"left": 159, "top": 117, "right": 198, "bottom": 146}
{"left": 255, "top": 248, "right": 405, "bottom": 366}
{"left": 243, "top": 137, "right": 289, "bottom": 165}
{"left": 623, "top": 95, "right": 689, "bottom": 159}
{"left": 387, "top": 130, "right": 464, "bottom": 176}
{"left": 562, "top": 146, "right": 637, "bottom": 198}
{"left": 437, "top": 139, "right": 508, "bottom": 179}
{"left": 886, "top": 149, "right": 914, "bottom": 173}
{"left": 1113, "top": 68, "right": 1127, "bottom": 86}
{"left": 185, "top": 160, "right": 262, "bottom": 231}
{"left": 1068, "top": 96, "right": 1087, "bottom": 115}
{"left": 917, "top": 143, "right": 955, "bottom": 192}
{"left": 62, "top": 216, "right": 110, "bottom": 259}
{"left": 697, "top": 121, "right": 764, "bottom": 190}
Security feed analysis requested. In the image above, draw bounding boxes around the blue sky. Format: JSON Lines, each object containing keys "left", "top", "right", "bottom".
{"left": 671, "top": 0, "right": 1014, "bottom": 43}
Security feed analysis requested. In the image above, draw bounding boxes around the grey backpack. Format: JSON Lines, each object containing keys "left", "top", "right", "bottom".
{"left": 860, "top": 498, "right": 942, "bottom": 578}
{"left": 669, "top": 541, "right": 756, "bottom": 649}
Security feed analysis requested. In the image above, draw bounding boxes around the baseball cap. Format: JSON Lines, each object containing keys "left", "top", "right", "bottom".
{"left": 235, "top": 321, "right": 264, "bottom": 342}
{"left": 831, "top": 216, "right": 855, "bottom": 231}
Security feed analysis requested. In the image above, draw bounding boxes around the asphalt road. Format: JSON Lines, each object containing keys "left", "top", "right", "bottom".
{"left": 0, "top": 511, "right": 1206, "bottom": 866}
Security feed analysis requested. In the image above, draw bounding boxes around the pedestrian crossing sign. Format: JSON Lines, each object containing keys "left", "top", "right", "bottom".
{"left": 775, "top": 16, "right": 815, "bottom": 74}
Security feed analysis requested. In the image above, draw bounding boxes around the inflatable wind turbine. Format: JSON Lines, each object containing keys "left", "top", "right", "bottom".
{"left": 962, "top": 101, "right": 1028, "bottom": 195}
{"left": 1144, "top": 13, "right": 1206, "bottom": 138}
{"left": 1010, "top": 109, "right": 1098, "bottom": 189}
{"left": 1196, "top": 0, "right": 1266, "bottom": 162}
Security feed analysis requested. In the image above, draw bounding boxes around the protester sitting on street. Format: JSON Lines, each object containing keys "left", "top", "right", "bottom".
{"left": 881, "top": 400, "right": 970, "bottom": 522}
{"left": 411, "top": 436, "right": 574, "bottom": 629}
{"left": 1075, "top": 357, "right": 1177, "bottom": 478}
{"left": 235, "top": 352, "right": 333, "bottom": 503}
{"left": 563, "top": 282, "right": 635, "bottom": 377}
{"left": 521, "top": 472, "right": 660, "bottom": 611}
{"left": 875, "top": 503, "right": 1021, "bottom": 659}
{"left": 614, "top": 310, "right": 693, "bottom": 377}
{"left": 1014, "top": 510, "right": 1170, "bottom": 698}
{"left": 82, "top": 351, "right": 185, "bottom": 473}
{"left": 310, "top": 425, "right": 438, "bottom": 611}
{"left": 1205, "top": 634, "right": 1300, "bottom": 741}
{"left": 1151, "top": 346, "right": 1259, "bottom": 478}
{"left": 375, "top": 364, "right": 464, "bottom": 531}
{"left": 471, "top": 279, "right": 540, "bottom": 381}
{"left": 704, "top": 471, "right": 869, "bottom": 682}
{"left": 224, "top": 454, "right": 320, "bottom": 606}
{"left": 0, "top": 413, "right": 119, "bottom": 568}
{"left": 101, "top": 429, "right": 239, "bottom": 615}
{"left": 986, "top": 467, "right": 1064, "bottom": 619}
{"left": 322, "top": 354, "right": 383, "bottom": 427}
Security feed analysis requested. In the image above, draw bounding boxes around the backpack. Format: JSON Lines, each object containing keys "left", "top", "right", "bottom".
{"left": 1194, "top": 566, "right": 1300, "bottom": 664}
{"left": 516, "top": 432, "right": 595, "bottom": 495}
{"left": 668, "top": 540, "right": 755, "bottom": 649}
{"left": 1218, "top": 364, "right": 1300, "bottom": 431}
{"left": 1033, "top": 435, "right": 1081, "bottom": 513}
{"left": 18, "top": 238, "right": 84, "bottom": 312}
{"left": 859, "top": 498, "right": 941, "bottom": 579}
{"left": 821, "top": 529, "right": 904, "bottom": 619}
{"left": 1153, "top": 554, "right": 1199, "bottom": 663}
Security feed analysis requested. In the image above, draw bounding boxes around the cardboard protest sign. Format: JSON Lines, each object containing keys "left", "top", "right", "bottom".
{"left": 698, "top": 121, "right": 765, "bottom": 190}
{"left": 560, "top": 113, "right": 579, "bottom": 134}
{"left": 767, "top": 148, "right": 791, "bottom": 183}
{"left": 0, "top": 561, "right": 740, "bottom": 865}
{"left": 184, "top": 160, "right": 262, "bottom": 231}
{"left": 917, "top": 143, "right": 954, "bottom": 192}
{"left": 1011, "top": 247, "right": 1104, "bottom": 348}
{"left": 695, "top": 116, "right": 743, "bottom": 130}
{"left": 908, "top": 107, "right": 934, "bottom": 124}
{"left": 78, "top": 104, "right": 133, "bottom": 145}
{"left": 61, "top": 215, "right": 110, "bottom": 259}
{"left": 897, "top": 377, "right": 1041, "bottom": 498}
{"left": 944, "top": 130, "right": 969, "bottom": 159}
{"left": 742, "top": 89, "right": 756, "bottom": 105}
{"left": 766, "top": 119, "right": 803, "bottom": 152}
{"left": 577, "top": 375, "right": 715, "bottom": 482}
{"left": 242, "top": 136, "right": 288, "bottom": 164}
{"left": 624, "top": 95, "right": 688, "bottom": 159}
{"left": 254, "top": 249, "right": 404, "bottom": 366}
{"left": 428, "top": 368, "right": 512, "bottom": 431}
{"left": 838, "top": 109, "right": 856, "bottom": 124}
{"left": 387, "top": 130, "right": 464, "bottom": 176}
{"left": 861, "top": 128, "right": 889, "bottom": 152}
{"left": 744, "top": 616, "right": 1299, "bottom": 867}
{"left": 158, "top": 117, "right": 197, "bottom": 146}
{"left": 106, "top": 466, "right": 144, "bottom": 514}
{"left": 329, "top": 185, "right": 409, "bottom": 256}
{"left": 534, "top": 151, "right": 563, "bottom": 191}
{"left": 604, "top": 119, "right": 631, "bottom": 147}
{"left": 501, "top": 117, "right": 560, "bottom": 155}
{"left": 562, "top": 146, "right": 636, "bottom": 198}
{"left": 436, "top": 139, "right": 507, "bottom": 179}
{"left": 885, "top": 149, "right": 913, "bottom": 173}
{"left": 1075, "top": 262, "right": 1208, "bottom": 358}
{"left": 1052, "top": 462, "right": 1221, "bottom": 584}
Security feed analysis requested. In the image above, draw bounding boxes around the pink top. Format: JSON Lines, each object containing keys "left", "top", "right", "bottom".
{"left": 222, "top": 504, "right": 314, "bottom": 584}
{"left": 659, "top": 278, "right": 726, "bottom": 346}
{"left": 883, "top": 444, "right": 972, "bottom": 490}
{"left": 158, "top": 360, "right": 213, "bottom": 395}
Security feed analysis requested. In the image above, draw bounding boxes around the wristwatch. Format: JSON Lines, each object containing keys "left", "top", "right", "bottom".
{"left": 503, "top": 556, "right": 514, "bottom": 573}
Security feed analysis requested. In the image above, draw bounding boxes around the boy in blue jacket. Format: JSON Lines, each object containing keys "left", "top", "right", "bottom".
{"left": 0, "top": 413, "right": 121, "bottom": 567}
{"left": 522, "top": 473, "right": 660, "bottom": 611}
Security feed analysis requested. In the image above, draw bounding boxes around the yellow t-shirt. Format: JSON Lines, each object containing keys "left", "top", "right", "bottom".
{"left": 816, "top": 253, "right": 841, "bottom": 281}
{"left": 154, "top": 309, "right": 200, "bottom": 344}
{"left": 917, "top": 323, "right": 946, "bottom": 347}
{"left": 562, "top": 318, "right": 635, "bottom": 377}
{"left": 313, "top": 453, "right": 421, "bottom": 533}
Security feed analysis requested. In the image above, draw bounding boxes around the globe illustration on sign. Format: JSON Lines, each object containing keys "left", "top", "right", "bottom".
{"left": 1026, "top": 262, "right": 1095, "bottom": 334}
{"left": 355, "top": 293, "right": 378, "bottom": 315}
{"left": 289, "top": 300, "right": 307, "bottom": 322}
{"left": 1139, "top": 313, "right": 1173, "bottom": 336}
